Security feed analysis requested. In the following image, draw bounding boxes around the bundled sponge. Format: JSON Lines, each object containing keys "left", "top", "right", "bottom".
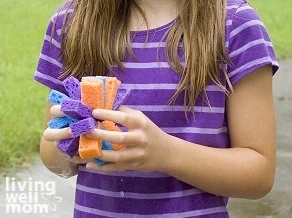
{"left": 47, "top": 76, "right": 131, "bottom": 165}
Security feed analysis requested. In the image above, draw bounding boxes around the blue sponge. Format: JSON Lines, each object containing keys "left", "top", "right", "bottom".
{"left": 95, "top": 141, "right": 113, "bottom": 166}
{"left": 48, "top": 90, "right": 69, "bottom": 105}
{"left": 102, "top": 140, "right": 113, "bottom": 150}
{"left": 47, "top": 116, "right": 77, "bottom": 129}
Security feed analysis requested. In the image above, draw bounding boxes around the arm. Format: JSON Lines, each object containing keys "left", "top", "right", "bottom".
{"left": 84, "top": 65, "right": 276, "bottom": 199}
{"left": 166, "top": 66, "right": 276, "bottom": 199}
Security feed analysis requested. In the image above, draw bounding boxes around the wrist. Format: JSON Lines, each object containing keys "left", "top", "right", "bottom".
{"left": 40, "top": 138, "right": 79, "bottom": 178}
{"left": 42, "top": 155, "right": 79, "bottom": 178}
{"left": 55, "top": 155, "right": 79, "bottom": 178}
{"left": 156, "top": 133, "right": 180, "bottom": 174}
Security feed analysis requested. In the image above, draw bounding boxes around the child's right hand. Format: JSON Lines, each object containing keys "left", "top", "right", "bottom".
{"left": 42, "top": 105, "right": 94, "bottom": 177}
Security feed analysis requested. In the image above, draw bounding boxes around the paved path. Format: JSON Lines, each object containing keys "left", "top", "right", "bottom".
{"left": 0, "top": 162, "right": 77, "bottom": 217}
{"left": 0, "top": 60, "right": 291, "bottom": 217}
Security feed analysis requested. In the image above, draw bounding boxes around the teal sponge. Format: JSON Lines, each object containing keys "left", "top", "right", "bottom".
{"left": 48, "top": 90, "right": 69, "bottom": 105}
{"left": 95, "top": 141, "right": 113, "bottom": 166}
{"left": 47, "top": 116, "right": 77, "bottom": 129}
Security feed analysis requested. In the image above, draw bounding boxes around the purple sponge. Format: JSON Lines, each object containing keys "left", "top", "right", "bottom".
{"left": 48, "top": 90, "right": 69, "bottom": 105}
{"left": 47, "top": 116, "right": 77, "bottom": 129}
{"left": 70, "top": 117, "right": 97, "bottom": 138}
{"left": 63, "top": 76, "right": 81, "bottom": 100}
{"left": 57, "top": 137, "right": 79, "bottom": 158}
{"left": 61, "top": 99, "right": 92, "bottom": 120}
{"left": 113, "top": 87, "right": 131, "bottom": 110}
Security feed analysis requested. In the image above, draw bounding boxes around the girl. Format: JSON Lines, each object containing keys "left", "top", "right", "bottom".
{"left": 35, "top": 0, "right": 279, "bottom": 217}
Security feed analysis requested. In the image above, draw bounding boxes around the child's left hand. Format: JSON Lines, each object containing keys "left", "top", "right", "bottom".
{"left": 86, "top": 106, "right": 173, "bottom": 173}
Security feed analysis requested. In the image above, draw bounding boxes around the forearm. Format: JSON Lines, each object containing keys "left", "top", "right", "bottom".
{"left": 40, "top": 136, "right": 79, "bottom": 177}
{"left": 164, "top": 135, "right": 275, "bottom": 199}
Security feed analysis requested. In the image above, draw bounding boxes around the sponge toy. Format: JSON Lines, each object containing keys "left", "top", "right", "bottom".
{"left": 113, "top": 85, "right": 131, "bottom": 110}
{"left": 61, "top": 99, "right": 92, "bottom": 120}
{"left": 81, "top": 79, "right": 104, "bottom": 109}
{"left": 79, "top": 122, "right": 102, "bottom": 159}
{"left": 70, "top": 117, "right": 97, "bottom": 138}
{"left": 48, "top": 90, "right": 69, "bottom": 105}
{"left": 77, "top": 77, "right": 122, "bottom": 159}
{"left": 95, "top": 141, "right": 113, "bottom": 166}
{"left": 47, "top": 116, "right": 77, "bottom": 129}
{"left": 104, "top": 77, "right": 121, "bottom": 110}
{"left": 47, "top": 76, "right": 130, "bottom": 164}
{"left": 57, "top": 137, "right": 79, "bottom": 158}
{"left": 63, "top": 76, "right": 81, "bottom": 100}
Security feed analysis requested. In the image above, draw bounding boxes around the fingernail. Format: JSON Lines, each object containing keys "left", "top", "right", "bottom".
{"left": 86, "top": 162, "right": 95, "bottom": 170}
{"left": 92, "top": 109, "right": 101, "bottom": 117}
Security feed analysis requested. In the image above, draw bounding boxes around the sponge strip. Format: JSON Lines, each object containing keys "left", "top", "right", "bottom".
{"left": 113, "top": 88, "right": 131, "bottom": 110}
{"left": 63, "top": 76, "right": 81, "bottom": 100}
{"left": 102, "top": 121, "right": 124, "bottom": 151}
{"left": 57, "top": 137, "right": 79, "bottom": 158}
{"left": 79, "top": 79, "right": 104, "bottom": 159}
{"left": 70, "top": 117, "right": 97, "bottom": 138}
{"left": 78, "top": 76, "right": 124, "bottom": 159}
{"left": 95, "top": 141, "right": 113, "bottom": 166}
{"left": 61, "top": 99, "right": 92, "bottom": 120}
{"left": 96, "top": 76, "right": 107, "bottom": 103}
{"left": 47, "top": 116, "right": 77, "bottom": 129}
{"left": 104, "top": 77, "right": 121, "bottom": 110}
{"left": 101, "top": 140, "right": 113, "bottom": 150}
{"left": 81, "top": 80, "right": 104, "bottom": 109}
{"left": 48, "top": 90, "right": 69, "bottom": 105}
{"left": 79, "top": 135, "right": 102, "bottom": 159}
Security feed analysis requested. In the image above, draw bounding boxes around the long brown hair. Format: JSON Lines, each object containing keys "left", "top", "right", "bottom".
{"left": 60, "top": 0, "right": 231, "bottom": 114}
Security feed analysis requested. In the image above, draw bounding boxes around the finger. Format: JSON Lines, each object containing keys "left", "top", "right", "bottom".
{"left": 98, "top": 149, "right": 143, "bottom": 163}
{"left": 56, "top": 147, "right": 95, "bottom": 164}
{"left": 117, "top": 105, "right": 136, "bottom": 113}
{"left": 72, "top": 155, "right": 95, "bottom": 164}
{"left": 86, "top": 161, "right": 133, "bottom": 172}
{"left": 60, "top": 153, "right": 95, "bottom": 164}
{"left": 92, "top": 109, "right": 140, "bottom": 129}
{"left": 86, "top": 128, "right": 139, "bottom": 145}
{"left": 50, "top": 105, "right": 64, "bottom": 117}
{"left": 43, "top": 127, "right": 72, "bottom": 141}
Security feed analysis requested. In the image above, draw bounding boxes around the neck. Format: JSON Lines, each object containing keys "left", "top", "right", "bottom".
{"left": 130, "top": 0, "right": 178, "bottom": 31}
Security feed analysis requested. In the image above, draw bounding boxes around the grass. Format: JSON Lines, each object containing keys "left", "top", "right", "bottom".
{"left": 0, "top": 0, "right": 291, "bottom": 173}
{"left": 250, "top": 0, "right": 292, "bottom": 59}
{"left": 0, "top": 0, "right": 61, "bottom": 173}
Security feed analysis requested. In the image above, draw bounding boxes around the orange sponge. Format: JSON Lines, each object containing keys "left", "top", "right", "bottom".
{"left": 102, "top": 121, "right": 124, "bottom": 151}
{"left": 78, "top": 76, "right": 124, "bottom": 159}
{"left": 81, "top": 80, "right": 104, "bottom": 109}
{"left": 105, "top": 77, "right": 121, "bottom": 110}
{"left": 79, "top": 135, "right": 102, "bottom": 159}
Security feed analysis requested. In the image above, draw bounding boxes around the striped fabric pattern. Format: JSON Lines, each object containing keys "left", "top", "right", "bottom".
{"left": 34, "top": 0, "right": 278, "bottom": 217}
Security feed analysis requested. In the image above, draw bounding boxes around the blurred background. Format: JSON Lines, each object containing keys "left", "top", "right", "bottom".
{"left": 0, "top": 0, "right": 291, "bottom": 217}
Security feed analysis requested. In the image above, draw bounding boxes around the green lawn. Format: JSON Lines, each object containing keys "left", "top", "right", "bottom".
{"left": 250, "top": 0, "right": 292, "bottom": 59}
{"left": 0, "top": 0, "right": 291, "bottom": 173}
{"left": 0, "top": 0, "right": 61, "bottom": 173}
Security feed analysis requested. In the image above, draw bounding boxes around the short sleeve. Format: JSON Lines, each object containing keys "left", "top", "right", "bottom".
{"left": 34, "top": 2, "right": 74, "bottom": 94}
{"left": 226, "top": 2, "right": 279, "bottom": 86}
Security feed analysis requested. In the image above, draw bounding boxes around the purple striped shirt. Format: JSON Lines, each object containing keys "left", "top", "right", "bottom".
{"left": 34, "top": 0, "right": 278, "bottom": 217}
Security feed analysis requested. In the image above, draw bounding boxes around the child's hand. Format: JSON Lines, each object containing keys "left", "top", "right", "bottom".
{"left": 43, "top": 105, "right": 95, "bottom": 166}
{"left": 86, "top": 106, "right": 172, "bottom": 173}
